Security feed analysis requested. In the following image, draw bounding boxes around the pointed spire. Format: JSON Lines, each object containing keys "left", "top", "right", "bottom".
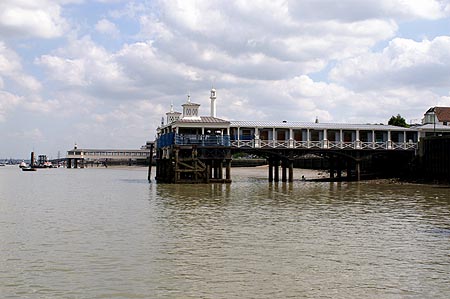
{"left": 187, "top": 91, "right": 191, "bottom": 103}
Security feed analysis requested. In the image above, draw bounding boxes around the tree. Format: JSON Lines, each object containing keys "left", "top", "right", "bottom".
{"left": 388, "top": 114, "right": 409, "bottom": 127}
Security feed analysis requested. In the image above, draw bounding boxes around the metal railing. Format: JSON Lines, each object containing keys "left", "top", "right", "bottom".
{"left": 160, "top": 135, "right": 419, "bottom": 150}
{"left": 230, "top": 139, "right": 417, "bottom": 150}
{"left": 157, "top": 133, "right": 231, "bottom": 148}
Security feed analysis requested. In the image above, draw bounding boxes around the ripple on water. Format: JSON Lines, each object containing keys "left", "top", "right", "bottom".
{"left": 0, "top": 167, "right": 449, "bottom": 298}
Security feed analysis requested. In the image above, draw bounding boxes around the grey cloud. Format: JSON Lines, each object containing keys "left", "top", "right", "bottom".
{"left": 330, "top": 36, "right": 450, "bottom": 90}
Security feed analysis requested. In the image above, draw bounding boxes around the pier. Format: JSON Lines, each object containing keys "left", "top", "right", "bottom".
{"left": 154, "top": 89, "right": 431, "bottom": 183}
{"left": 66, "top": 145, "right": 151, "bottom": 168}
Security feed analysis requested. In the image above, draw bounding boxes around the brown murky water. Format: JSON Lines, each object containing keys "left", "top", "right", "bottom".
{"left": 1, "top": 166, "right": 449, "bottom": 298}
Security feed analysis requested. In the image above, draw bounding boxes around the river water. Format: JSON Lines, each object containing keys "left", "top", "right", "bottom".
{"left": 1, "top": 166, "right": 449, "bottom": 298}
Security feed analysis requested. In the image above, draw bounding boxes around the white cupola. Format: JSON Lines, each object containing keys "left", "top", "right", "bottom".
{"left": 181, "top": 94, "right": 201, "bottom": 120}
{"left": 166, "top": 103, "right": 181, "bottom": 124}
{"left": 210, "top": 88, "right": 216, "bottom": 117}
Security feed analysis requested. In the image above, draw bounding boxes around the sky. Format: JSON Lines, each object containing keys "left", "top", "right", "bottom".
{"left": 1, "top": 0, "right": 450, "bottom": 159}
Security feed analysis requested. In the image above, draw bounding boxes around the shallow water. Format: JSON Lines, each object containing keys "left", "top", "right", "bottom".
{"left": 1, "top": 166, "right": 449, "bottom": 298}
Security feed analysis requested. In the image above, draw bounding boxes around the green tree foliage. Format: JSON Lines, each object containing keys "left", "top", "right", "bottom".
{"left": 388, "top": 114, "right": 409, "bottom": 127}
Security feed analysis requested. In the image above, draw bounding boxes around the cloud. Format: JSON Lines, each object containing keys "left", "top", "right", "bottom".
{"left": 95, "top": 18, "right": 120, "bottom": 37}
{"left": 329, "top": 36, "right": 450, "bottom": 90}
{"left": 0, "top": 41, "right": 41, "bottom": 91}
{"left": 136, "top": 0, "right": 399, "bottom": 81}
{"left": 0, "top": 42, "right": 41, "bottom": 121}
{"left": 36, "top": 36, "right": 136, "bottom": 99}
{"left": 10, "top": 128, "right": 44, "bottom": 141}
{"left": 0, "top": 91, "right": 22, "bottom": 122}
{"left": 0, "top": 0, "right": 67, "bottom": 39}
{"left": 2, "top": 0, "right": 450, "bottom": 158}
{"left": 288, "top": 0, "right": 449, "bottom": 21}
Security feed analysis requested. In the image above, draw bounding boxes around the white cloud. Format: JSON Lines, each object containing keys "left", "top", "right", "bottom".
{"left": 329, "top": 36, "right": 450, "bottom": 90}
{"left": 36, "top": 36, "right": 135, "bottom": 99}
{"left": 0, "top": 42, "right": 42, "bottom": 121}
{"left": 2, "top": 0, "right": 450, "bottom": 158}
{"left": 0, "top": 43, "right": 41, "bottom": 92}
{"left": 36, "top": 55, "right": 88, "bottom": 86}
{"left": 0, "top": 0, "right": 67, "bottom": 39}
{"left": 288, "top": 0, "right": 449, "bottom": 21}
{"left": 137, "top": 0, "right": 399, "bottom": 81}
{"left": 10, "top": 128, "right": 44, "bottom": 141}
{"left": 0, "top": 91, "right": 22, "bottom": 122}
{"left": 95, "top": 18, "right": 120, "bottom": 37}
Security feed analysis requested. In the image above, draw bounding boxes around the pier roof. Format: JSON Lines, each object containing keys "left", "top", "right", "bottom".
{"left": 230, "top": 121, "right": 417, "bottom": 131}
{"left": 69, "top": 148, "right": 150, "bottom": 152}
{"left": 412, "top": 124, "right": 450, "bottom": 131}
{"left": 176, "top": 116, "right": 229, "bottom": 124}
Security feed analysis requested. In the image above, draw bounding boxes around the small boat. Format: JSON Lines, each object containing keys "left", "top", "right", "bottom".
{"left": 0, "top": 163, "right": 5, "bottom": 167}
{"left": 19, "top": 161, "right": 27, "bottom": 168}
{"left": 22, "top": 167, "right": 37, "bottom": 172}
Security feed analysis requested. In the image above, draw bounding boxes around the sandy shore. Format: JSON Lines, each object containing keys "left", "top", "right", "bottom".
{"left": 77, "top": 164, "right": 329, "bottom": 181}
{"left": 231, "top": 165, "right": 328, "bottom": 180}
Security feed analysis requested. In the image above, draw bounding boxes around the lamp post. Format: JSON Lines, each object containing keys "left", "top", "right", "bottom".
{"left": 433, "top": 108, "right": 436, "bottom": 136}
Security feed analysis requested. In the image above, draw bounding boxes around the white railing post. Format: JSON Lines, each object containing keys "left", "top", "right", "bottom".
{"left": 289, "top": 139, "right": 294, "bottom": 148}
{"left": 254, "top": 137, "right": 260, "bottom": 148}
{"left": 307, "top": 129, "right": 310, "bottom": 148}
{"left": 387, "top": 131, "right": 392, "bottom": 149}
{"left": 355, "top": 130, "right": 361, "bottom": 149}
{"left": 322, "top": 129, "right": 328, "bottom": 149}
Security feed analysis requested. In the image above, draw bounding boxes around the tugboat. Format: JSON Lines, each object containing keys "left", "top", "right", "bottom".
{"left": 21, "top": 152, "right": 37, "bottom": 171}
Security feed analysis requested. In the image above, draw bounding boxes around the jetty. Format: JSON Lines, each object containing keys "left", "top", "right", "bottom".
{"left": 153, "top": 89, "right": 450, "bottom": 183}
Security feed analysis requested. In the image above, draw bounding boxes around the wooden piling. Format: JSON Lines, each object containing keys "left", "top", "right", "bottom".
{"left": 147, "top": 143, "right": 154, "bottom": 182}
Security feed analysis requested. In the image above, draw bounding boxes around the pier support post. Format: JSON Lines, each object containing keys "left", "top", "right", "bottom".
{"left": 174, "top": 148, "right": 180, "bottom": 183}
{"left": 225, "top": 159, "right": 231, "bottom": 181}
{"left": 212, "top": 160, "right": 219, "bottom": 179}
{"left": 274, "top": 159, "right": 280, "bottom": 182}
{"left": 356, "top": 161, "right": 361, "bottom": 181}
{"left": 147, "top": 143, "right": 154, "bottom": 182}
{"left": 337, "top": 159, "right": 342, "bottom": 179}
{"left": 347, "top": 162, "right": 352, "bottom": 181}
{"left": 288, "top": 160, "right": 294, "bottom": 182}
{"left": 74, "top": 159, "right": 78, "bottom": 169}
{"left": 268, "top": 158, "right": 274, "bottom": 182}
{"left": 206, "top": 163, "right": 211, "bottom": 183}
{"left": 208, "top": 162, "right": 212, "bottom": 180}
{"left": 281, "top": 159, "right": 287, "bottom": 182}
{"left": 330, "top": 157, "right": 335, "bottom": 179}
{"left": 219, "top": 161, "right": 223, "bottom": 180}
{"left": 67, "top": 158, "right": 72, "bottom": 168}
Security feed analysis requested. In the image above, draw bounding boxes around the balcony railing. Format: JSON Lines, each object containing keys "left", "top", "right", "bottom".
{"left": 159, "top": 134, "right": 418, "bottom": 151}
{"left": 230, "top": 139, "right": 417, "bottom": 150}
{"left": 157, "top": 133, "right": 231, "bottom": 148}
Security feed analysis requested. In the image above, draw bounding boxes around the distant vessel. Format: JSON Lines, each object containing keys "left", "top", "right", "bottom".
{"left": 19, "top": 161, "right": 27, "bottom": 168}
{"left": 0, "top": 163, "right": 5, "bottom": 167}
{"left": 22, "top": 167, "right": 37, "bottom": 172}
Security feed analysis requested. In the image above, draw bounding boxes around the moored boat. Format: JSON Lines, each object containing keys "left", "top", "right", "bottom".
{"left": 22, "top": 167, "right": 37, "bottom": 172}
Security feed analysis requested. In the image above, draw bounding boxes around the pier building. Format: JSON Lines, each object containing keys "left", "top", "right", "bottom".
{"left": 155, "top": 90, "right": 232, "bottom": 183}
{"left": 66, "top": 144, "right": 151, "bottom": 168}
{"left": 154, "top": 89, "right": 435, "bottom": 183}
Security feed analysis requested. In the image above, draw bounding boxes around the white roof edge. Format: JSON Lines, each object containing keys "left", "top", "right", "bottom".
{"left": 229, "top": 121, "right": 417, "bottom": 131}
